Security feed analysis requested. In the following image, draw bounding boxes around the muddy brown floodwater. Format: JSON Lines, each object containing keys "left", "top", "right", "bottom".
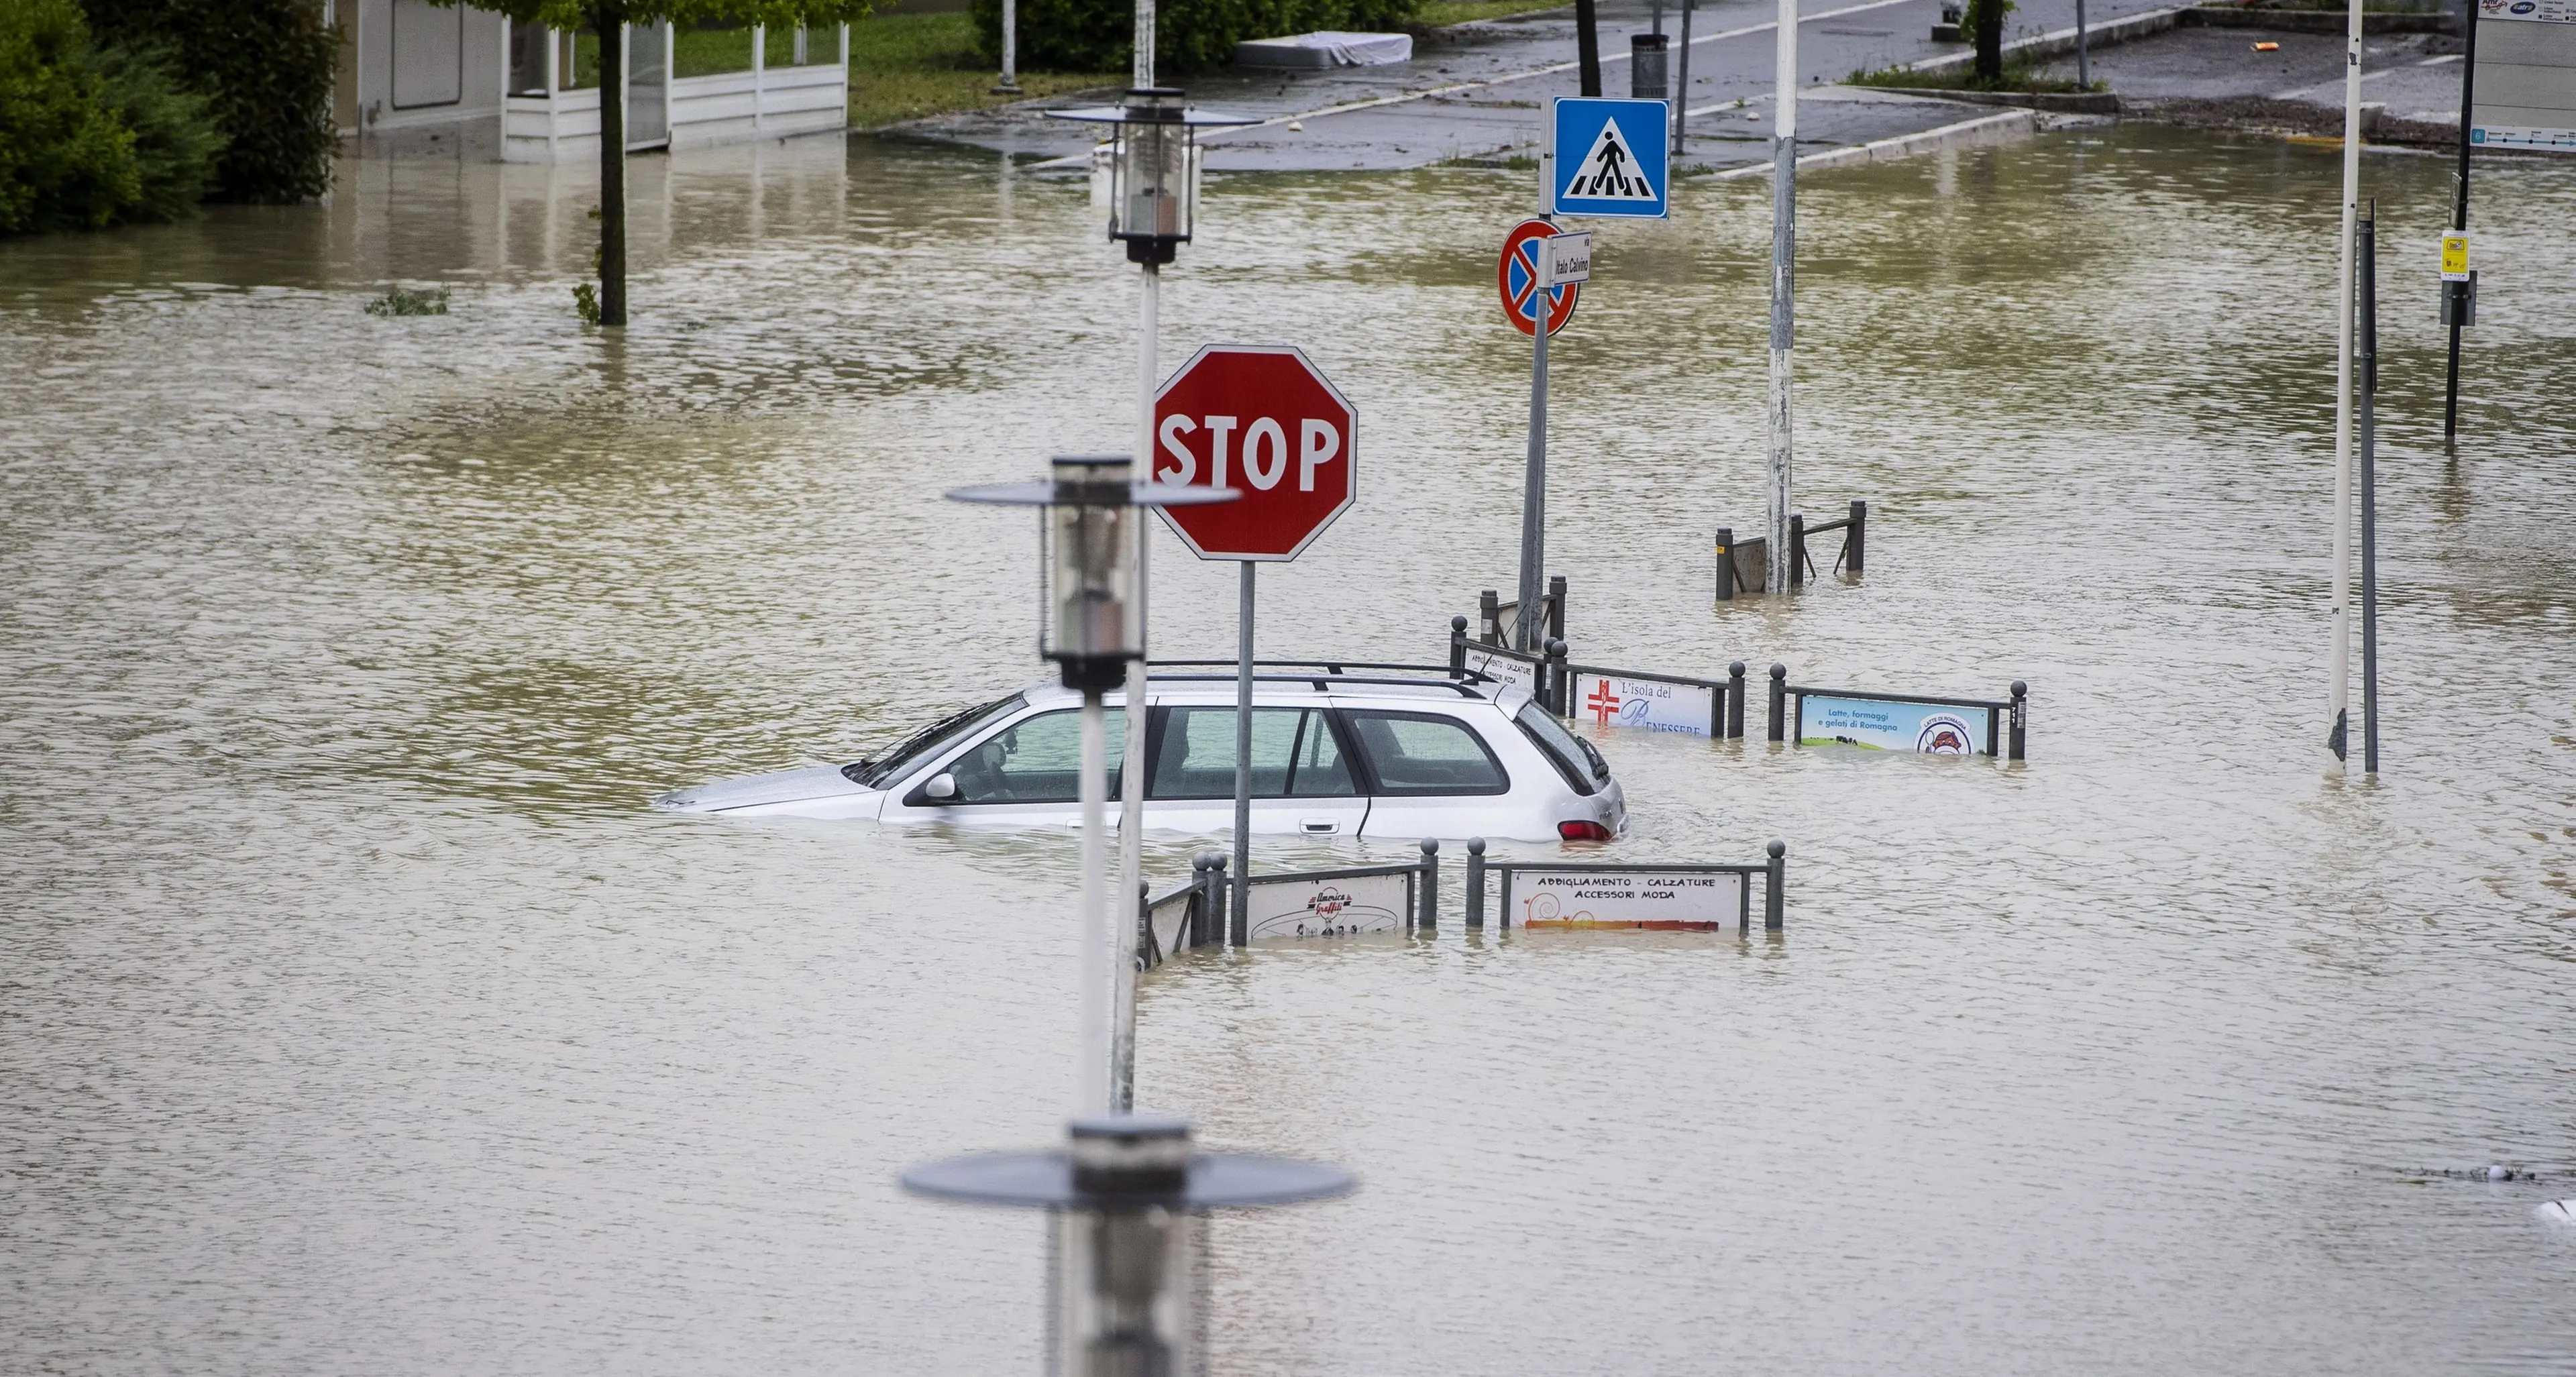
{"left": 4, "top": 128, "right": 2574, "bottom": 1375}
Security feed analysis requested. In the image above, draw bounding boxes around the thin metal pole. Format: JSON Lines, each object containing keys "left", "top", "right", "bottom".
{"left": 1133, "top": 0, "right": 1154, "bottom": 87}
{"left": 1077, "top": 691, "right": 1109, "bottom": 1115}
{"left": 1673, "top": 0, "right": 1695, "bottom": 158}
{"left": 1111, "top": 262, "right": 1158, "bottom": 1114}
{"left": 2076, "top": 0, "right": 2089, "bottom": 89}
{"left": 1230, "top": 561, "right": 1254, "bottom": 944}
{"left": 1517, "top": 270, "right": 1551, "bottom": 651}
{"left": 2327, "top": 0, "right": 2361, "bottom": 762}
{"left": 2444, "top": 1, "right": 2477, "bottom": 442}
{"left": 1765, "top": 0, "right": 1797, "bottom": 595}
{"left": 996, "top": 0, "right": 1020, "bottom": 91}
{"left": 2359, "top": 205, "right": 2380, "bottom": 777}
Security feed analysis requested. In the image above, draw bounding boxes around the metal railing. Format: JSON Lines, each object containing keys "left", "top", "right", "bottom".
{"left": 1137, "top": 843, "right": 1445, "bottom": 970}
{"left": 1716, "top": 499, "right": 1866, "bottom": 599}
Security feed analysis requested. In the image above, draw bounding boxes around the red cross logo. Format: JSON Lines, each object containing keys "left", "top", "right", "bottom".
{"left": 1586, "top": 681, "right": 1619, "bottom": 725}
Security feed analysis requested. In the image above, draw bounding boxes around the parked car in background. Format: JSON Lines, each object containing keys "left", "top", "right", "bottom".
{"left": 655, "top": 666, "right": 1623, "bottom": 842}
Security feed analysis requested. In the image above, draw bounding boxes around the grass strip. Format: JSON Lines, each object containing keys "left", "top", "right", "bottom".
{"left": 847, "top": 13, "right": 1120, "bottom": 127}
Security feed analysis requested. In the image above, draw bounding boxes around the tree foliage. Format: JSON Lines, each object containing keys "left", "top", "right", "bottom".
{"left": 968, "top": 0, "right": 1417, "bottom": 74}
{"left": 81, "top": 0, "right": 331, "bottom": 203}
{"left": 0, "top": 0, "right": 224, "bottom": 234}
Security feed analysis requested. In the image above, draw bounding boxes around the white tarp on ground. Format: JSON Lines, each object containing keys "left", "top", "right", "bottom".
{"left": 1234, "top": 31, "right": 1415, "bottom": 68}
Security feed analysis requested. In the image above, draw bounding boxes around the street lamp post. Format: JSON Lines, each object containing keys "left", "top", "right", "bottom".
{"left": 902, "top": 1113, "right": 1352, "bottom": 1377}
{"left": 1047, "top": 89, "right": 1253, "bottom": 1112}
{"left": 947, "top": 459, "right": 1232, "bottom": 1113}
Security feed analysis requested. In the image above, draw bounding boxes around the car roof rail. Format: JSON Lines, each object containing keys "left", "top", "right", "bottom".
{"left": 1142, "top": 664, "right": 1494, "bottom": 698}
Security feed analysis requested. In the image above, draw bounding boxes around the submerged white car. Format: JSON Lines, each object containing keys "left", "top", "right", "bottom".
{"left": 655, "top": 667, "right": 1625, "bottom": 842}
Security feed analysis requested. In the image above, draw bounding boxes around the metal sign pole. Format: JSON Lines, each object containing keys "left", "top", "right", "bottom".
{"left": 1077, "top": 690, "right": 1110, "bottom": 1115}
{"left": 995, "top": 0, "right": 1019, "bottom": 92}
{"left": 2077, "top": 0, "right": 2090, "bottom": 88}
{"left": 1230, "top": 561, "right": 1254, "bottom": 944}
{"left": 1112, "top": 262, "right": 1158, "bottom": 1115}
{"left": 2359, "top": 204, "right": 2380, "bottom": 777}
{"left": 2326, "top": 0, "right": 2362, "bottom": 761}
{"left": 1517, "top": 273, "right": 1550, "bottom": 651}
{"left": 2443, "top": 5, "right": 2479, "bottom": 443}
{"left": 1765, "top": 0, "right": 1797, "bottom": 594}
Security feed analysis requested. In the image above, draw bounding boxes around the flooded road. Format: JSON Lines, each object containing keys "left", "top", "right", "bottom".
{"left": 4, "top": 129, "right": 2574, "bottom": 1375}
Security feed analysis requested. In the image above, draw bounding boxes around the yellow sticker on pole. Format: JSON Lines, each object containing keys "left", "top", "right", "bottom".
{"left": 2440, "top": 232, "right": 2471, "bottom": 282}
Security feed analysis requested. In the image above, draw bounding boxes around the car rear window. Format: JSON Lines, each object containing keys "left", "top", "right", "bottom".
{"left": 1515, "top": 703, "right": 1601, "bottom": 796}
{"left": 1341, "top": 711, "right": 1508, "bottom": 796}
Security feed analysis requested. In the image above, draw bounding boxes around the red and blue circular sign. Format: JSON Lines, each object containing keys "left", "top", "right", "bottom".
{"left": 1498, "top": 218, "right": 1578, "bottom": 337}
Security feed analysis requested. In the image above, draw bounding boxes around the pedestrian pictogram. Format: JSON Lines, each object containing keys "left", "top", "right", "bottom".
{"left": 1544, "top": 97, "right": 1670, "bottom": 219}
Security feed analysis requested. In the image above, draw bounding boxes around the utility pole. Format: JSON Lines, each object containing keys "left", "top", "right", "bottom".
{"left": 2326, "top": 0, "right": 2361, "bottom": 761}
{"left": 2443, "top": 0, "right": 2479, "bottom": 441}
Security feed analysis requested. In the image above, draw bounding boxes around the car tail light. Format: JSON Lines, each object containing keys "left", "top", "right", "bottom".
{"left": 1558, "top": 820, "right": 1613, "bottom": 841}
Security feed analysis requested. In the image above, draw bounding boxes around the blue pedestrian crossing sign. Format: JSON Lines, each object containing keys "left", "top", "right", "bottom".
{"left": 1544, "top": 97, "right": 1670, "bottom": 219}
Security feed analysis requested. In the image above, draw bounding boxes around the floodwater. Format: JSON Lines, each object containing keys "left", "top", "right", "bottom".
{"left": 4, "top": 128, "right": 2574, "bottom": 1376}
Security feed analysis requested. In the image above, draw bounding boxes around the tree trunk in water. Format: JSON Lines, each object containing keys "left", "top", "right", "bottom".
{"left": 1973, "top": 0, "right": 2004, "bottom": 84}
{"left": 598, "top": 9, "right": 627, "bottom": 326}
{"left": 1574, "top": 0, "right": 1601, "bottom": 95}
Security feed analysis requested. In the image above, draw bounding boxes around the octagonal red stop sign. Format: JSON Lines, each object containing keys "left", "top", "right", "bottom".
{"left": 1151, "top": 345, "right": 1356, "bottom": 561}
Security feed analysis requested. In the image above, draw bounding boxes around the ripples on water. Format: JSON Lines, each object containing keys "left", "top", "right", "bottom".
{"left": 3, "top": 128, "right": 2572, "bottom": 1374}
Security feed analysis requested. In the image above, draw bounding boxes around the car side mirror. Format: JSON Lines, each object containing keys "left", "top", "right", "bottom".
{"left": 923, "top": 773, "right": 958, "bottom": 802}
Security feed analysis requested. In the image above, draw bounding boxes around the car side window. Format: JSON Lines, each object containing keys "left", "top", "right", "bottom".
{"left": 943, "top": 709, "right": 1122, "bottom": 804}
{"left": 1150, "top": 707, "right": 1352, "bottom": 799}
{"left": 1340, "top": 711, "right": 1508, "bottom": 796}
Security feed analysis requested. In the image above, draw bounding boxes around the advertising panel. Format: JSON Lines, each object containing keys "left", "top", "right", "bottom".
{"left": 1509, "top": 869, "right": 1744, "bottom": 932}
{"left": 1799, "top": 694, "right": 1989, "bottom": 755}
{"left": 1571, "top": 672, "right": 1716, "bottom": 736}
{"left": 1243, "top": 871, "right": 1411, "bottom": 941}
{"left": 1464, "top": 647, "right": 1539, "bottom": 696}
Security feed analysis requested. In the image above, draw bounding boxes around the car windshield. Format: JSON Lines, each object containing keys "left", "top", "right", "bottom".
{"left": 843, "top": 694, "right": 1022, "bottom": 787}
{"left": 1515, "top": 702, "right": 1601, "bottom": 796}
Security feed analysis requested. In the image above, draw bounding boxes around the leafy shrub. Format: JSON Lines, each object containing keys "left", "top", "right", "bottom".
{"left": 0, "top": 0, "right": 140, "bottom": 233}
{"left": 81, "top": 0, "right": 334, "bottom": 203}
{"left": 89, "top": 40, "right": 221, "bottom": 220}
{"left": 969, "top": 0, "right": 1419, "bottom": 74}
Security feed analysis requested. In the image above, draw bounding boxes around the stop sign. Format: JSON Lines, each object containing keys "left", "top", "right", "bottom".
{"left": 1150, "top": 345, "right": 1356, "bottom": 561}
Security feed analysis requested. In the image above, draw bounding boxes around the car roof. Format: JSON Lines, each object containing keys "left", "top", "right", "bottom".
{"left": 1019, "top": 665, "right": 1528, "bottom": 714}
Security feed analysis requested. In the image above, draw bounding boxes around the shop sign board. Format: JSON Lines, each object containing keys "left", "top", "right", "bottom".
{"left": 1243, "top": 871, "right": 1411, "bottom": 940}
{"left": 1799, "top": 694, "right": 1989, "bottom": 755}
{"left": 1573, "top": 672, "right": 1717, "bottom": 736}
{"left": 1507, "top": 869, "right": 1746, "bottom": 932}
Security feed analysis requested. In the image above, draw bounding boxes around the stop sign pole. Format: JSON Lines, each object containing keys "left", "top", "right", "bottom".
{"left": 1150, "top": 345, "right": 1358, "bottom": 939}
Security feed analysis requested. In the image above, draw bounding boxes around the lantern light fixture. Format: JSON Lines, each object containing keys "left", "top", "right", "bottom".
{"left": 1047, "top": 89, "right": 1258, "bottom": 265}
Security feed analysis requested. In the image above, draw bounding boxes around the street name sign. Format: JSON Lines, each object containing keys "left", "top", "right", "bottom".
{"left": 1544, "top": 231, "right": 1593, "bottom": 287}
{"left": 1544, "top": 97, "right": 1671, "bottom": 218}
{"left": 1498, "top": 218, "right": 1580, "bottom": 337}
{"left": 1151, "top": 345, "right": 1357, "bottom": 561}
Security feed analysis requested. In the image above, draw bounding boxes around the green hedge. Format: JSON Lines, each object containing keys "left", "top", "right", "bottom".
{"left": 82, "top": 0, "right": 333, "bottom": 204}
{"left": 969, "top": 0, "right": 1419, "bottom": 73}
{"left": 0, "top": 0, "right": 221, "bottom": 233}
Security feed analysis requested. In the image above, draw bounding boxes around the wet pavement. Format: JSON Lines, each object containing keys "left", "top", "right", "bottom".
{"left": 896, "top": 0, "right": 2191, "bottom": 170}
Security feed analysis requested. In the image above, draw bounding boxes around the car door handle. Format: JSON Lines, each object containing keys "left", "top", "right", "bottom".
{"left": 1300, "top": 818, "right": 1338, "bottom": 834}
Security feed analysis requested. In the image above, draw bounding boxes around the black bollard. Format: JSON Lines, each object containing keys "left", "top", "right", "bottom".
{"left": 1714, "top": 527, "right": 1735, "bottom": 601}
{"left": 1449, "top": 615, "right": 1468, "bottom": 676}
{"left": 1764, "top": 839, "right": 1786, "bottom": 931}
{"left": 1766, "top": 663, "right": 1786, "bottom": 743}
{"left": 1846, "top": 499, "right": 1866, "bottom": 575}
{"left": 1479, "top": 589, "right": 1501, "bottom": 646}
{"left": 1727, "top": 661, "right": 1747, "bottom": 739}
{"left": 1418, "top": 838, "right": 1440, "bottom": 932}
{"left": 2008, "top": 680, "right": 2027, "bottom": 763}
{"left": 1788, "top": 512, "right": 1806, "bottom": 589}
{"left": 1547, "top": 575, "right": 1567, "bottom": 646}
{"left": 1545, "top": 638, "right": 1569, "bottom": 715}
{"left": 1464, "top": 837, "right": 1486, "bottom": 928}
